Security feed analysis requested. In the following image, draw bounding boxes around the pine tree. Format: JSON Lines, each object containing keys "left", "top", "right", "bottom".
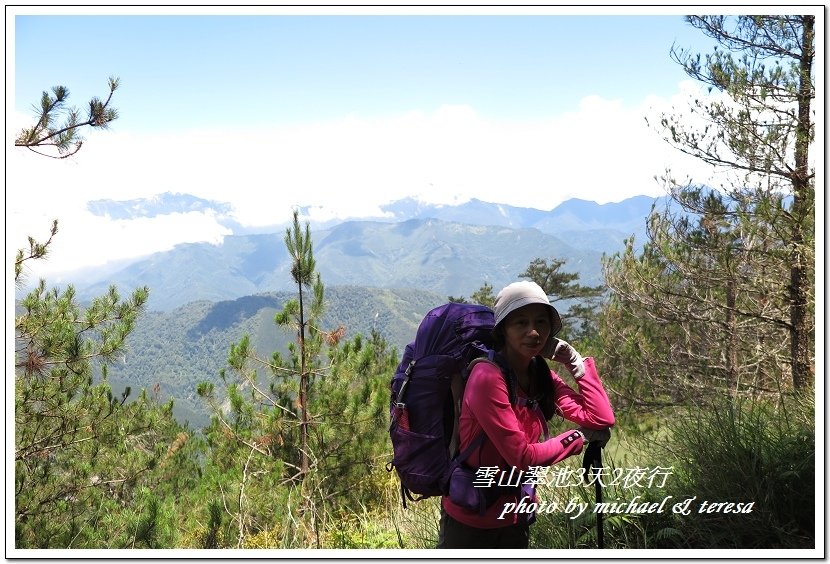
{"left": 603, "top": 15, "right": 816, "bottom": 402}
{"left": 449, "top": 282, "right": 496, "bottom": 307}
{"left": 281, "top": 209, "right": 320, "bottom": 475}
{"left": 14, "top": 229, "right": 189, "bottom": 547}
{"left": 520, "top": 257, "right": 606, "bottom": 340}
{"left": 471, "top": 282, "right": 497, "bottom": 307}
{"left": 196, "top": 210, "right": 396, "bottom": 547}
{"left": 659, "top": 15, "right": 816, "bottom": 390}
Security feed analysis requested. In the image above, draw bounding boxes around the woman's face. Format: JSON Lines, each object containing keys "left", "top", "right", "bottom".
{"left": 501, "top": 303, "right": 552, "bottom": 362}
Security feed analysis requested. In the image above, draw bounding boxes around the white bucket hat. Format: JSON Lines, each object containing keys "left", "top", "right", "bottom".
{"left": 493, "top": 281, "right": 563, "bottom": 352}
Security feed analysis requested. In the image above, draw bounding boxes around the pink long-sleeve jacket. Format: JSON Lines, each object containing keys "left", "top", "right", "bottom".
{"left": 442, "top": 356, "right": 615, "bottom": 528}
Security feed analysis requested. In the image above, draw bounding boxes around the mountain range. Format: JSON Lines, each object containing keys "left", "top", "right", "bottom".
{"left": 70, "top": 194, "right": 664, "bottom": 312}
{"left": 22, "top": 194, "right": 666, "bottom": 428}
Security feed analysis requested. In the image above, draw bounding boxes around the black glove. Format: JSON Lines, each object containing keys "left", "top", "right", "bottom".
{"left": 577, "top": 426, "right": 611, "bottom": 448}
{"left": 582, "top": 441, "right": 604, "bottom": 485}
{"left": 551, "top": 339, "right": 585, "bottom": 379}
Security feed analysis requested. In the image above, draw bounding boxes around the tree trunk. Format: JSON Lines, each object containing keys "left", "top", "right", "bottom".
{"left": 298, "top": 282, "right": 309, "bottom": 474}
{"left": 790, "top": 15, "right": 815, "bottom": 391}
{"left": 726, "top": 276, "right": 739, "bottom": 391}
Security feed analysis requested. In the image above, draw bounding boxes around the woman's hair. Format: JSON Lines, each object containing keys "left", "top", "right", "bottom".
{"left": 533, "top": 357, "right": 558, "bottom": 420}
{"left": 491, "top": 324, "right": 507, "bottom": 351}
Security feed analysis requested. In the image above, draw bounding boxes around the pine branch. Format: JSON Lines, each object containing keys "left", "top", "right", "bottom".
{"left": 15, "top": 77, "right": 120, "bottom": 158}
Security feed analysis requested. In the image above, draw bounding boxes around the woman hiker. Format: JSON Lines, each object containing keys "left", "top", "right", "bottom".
{"left": 438, "top": 280, "right": 615, "bottom": 549}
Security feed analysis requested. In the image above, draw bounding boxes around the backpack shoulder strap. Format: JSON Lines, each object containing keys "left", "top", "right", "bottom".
{"left": 468, "top": 353, "right": 551, "bottom": 440}
{"left": 452, "top": 355, "right": 500, "bottom": 464}
{"left": 455, "top": 432, "right": 486, "bottom": 464}
{"left": 466, "top": 355, "right": 500, "bottom": 376}
{"left": 449, "top": 371, "right": 464, "bottom": 458}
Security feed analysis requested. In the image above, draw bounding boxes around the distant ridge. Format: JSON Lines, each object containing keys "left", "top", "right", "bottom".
{"left": 38, "top": 195, "right": 665, "bottom": 312}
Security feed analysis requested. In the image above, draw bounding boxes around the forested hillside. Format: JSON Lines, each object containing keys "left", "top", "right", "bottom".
{"left": 104, "top": 286, "right": 444, "bottom": 428}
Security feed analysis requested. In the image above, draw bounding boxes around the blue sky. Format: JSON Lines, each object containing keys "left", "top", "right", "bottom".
{"left": 14, "top": 14, "right": 711, "bottom": 129}
{"left": 9, "top": 6, "right": 802, "bottom": 280}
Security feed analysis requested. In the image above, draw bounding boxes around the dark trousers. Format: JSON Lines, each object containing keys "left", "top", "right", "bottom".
{"left": 436, "top": 510, "right": 529, "bottom": 549}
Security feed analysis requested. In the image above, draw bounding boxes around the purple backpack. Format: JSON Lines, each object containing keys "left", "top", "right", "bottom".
{"left": 386, "top": 303, "right": 496, "bottom": 507}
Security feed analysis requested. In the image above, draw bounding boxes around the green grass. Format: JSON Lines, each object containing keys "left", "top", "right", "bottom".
{"left": 217, "top": 394, "right": 815, "bottom": 550}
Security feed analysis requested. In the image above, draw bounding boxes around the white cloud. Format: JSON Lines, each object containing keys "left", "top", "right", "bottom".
{"left": 8, "top": 85, "right": 715, "bottom": 279}
{"left": 11, "top": 207, "right": 232, "bottom": 284}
